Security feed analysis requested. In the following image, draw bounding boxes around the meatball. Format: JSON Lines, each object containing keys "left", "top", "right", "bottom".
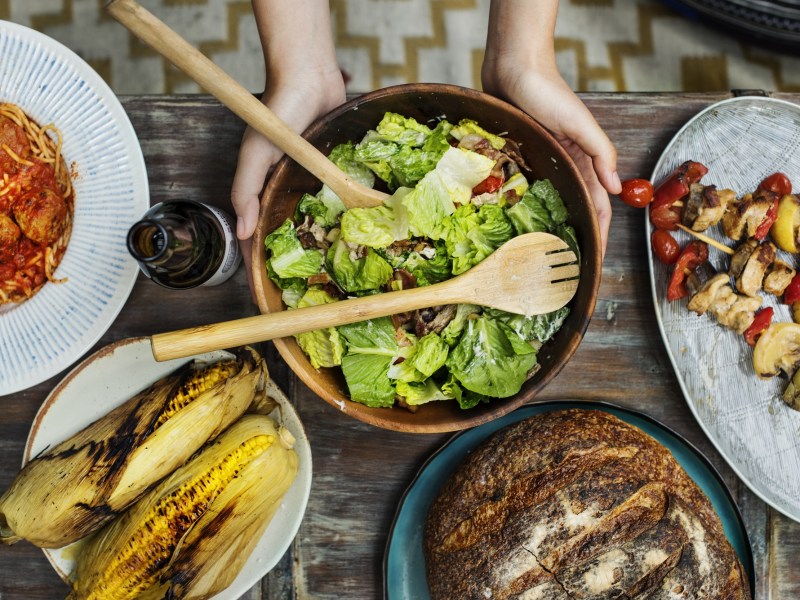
{"left": 0, "top": 115, "right": 29, "bottom": 176}
{"left": 13, "top": 187, "right": 67, "bottom": 245}
{"left": 0, "top": 213, "right": 21, "bottom": 260}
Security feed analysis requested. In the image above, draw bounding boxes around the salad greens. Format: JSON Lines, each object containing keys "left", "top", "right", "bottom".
{"left": 264, "top": 111, "right": 579, "bottom": 410}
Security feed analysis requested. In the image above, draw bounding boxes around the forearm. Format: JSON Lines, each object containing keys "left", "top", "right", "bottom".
{"left": 252, "top": 0, "right": 339, "bottom": 84}
{"left": 485, "top": 0, "right": 558, "bottom": 72}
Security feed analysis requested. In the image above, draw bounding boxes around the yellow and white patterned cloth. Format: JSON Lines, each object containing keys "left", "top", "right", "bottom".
{"left": 2, "top": 0, "right": 798, "bottom": 95}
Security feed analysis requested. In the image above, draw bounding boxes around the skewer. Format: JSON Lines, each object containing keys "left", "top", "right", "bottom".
{"left": 676, "top": 224, "right": 735, "bottom": 256}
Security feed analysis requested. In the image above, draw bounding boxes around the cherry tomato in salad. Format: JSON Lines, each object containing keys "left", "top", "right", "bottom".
{"left": 758, "top": 172, "right": 792, "bottom": 197}
{"left": 618, "top": 178, "right": 654, "bottom": 208}
{"left": 651, "top": 229, "right": 680, "bottom": 264}
{"left": 743, "top": 307, "right": 774, "bottom": 347}
{"left": 472, "top": 175, "right": 504, "bottom": 195}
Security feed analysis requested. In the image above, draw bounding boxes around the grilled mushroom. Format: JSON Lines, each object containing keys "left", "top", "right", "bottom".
{"left": 753, "top": 322, "right": 800, "bottom": 378}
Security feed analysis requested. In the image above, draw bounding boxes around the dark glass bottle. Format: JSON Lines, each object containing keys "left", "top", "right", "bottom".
{"left": 127, "top": 200, "right": 241, "bottom": 289}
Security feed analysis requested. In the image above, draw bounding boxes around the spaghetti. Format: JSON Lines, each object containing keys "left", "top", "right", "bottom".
{"left": 0, "top": 103, "right": 74, "bottom": 304}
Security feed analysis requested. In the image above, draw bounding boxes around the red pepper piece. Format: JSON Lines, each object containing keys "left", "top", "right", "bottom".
{"left": 667, "top": 240, "right": 709, "bottom": 302}
{"left": 784, "top": 273, "right": 800, "bottom": 305}
{"left": 754, "top": 195, "right": 779, "bottom": 240}
{"left": 744, "top": 307, "right": 774, "bottom": 347}
{"left": 472, "top": 175, "right": 504, "bottom": 195}
{"left": 650, "top": 161, "right": 709, "bottom": 230}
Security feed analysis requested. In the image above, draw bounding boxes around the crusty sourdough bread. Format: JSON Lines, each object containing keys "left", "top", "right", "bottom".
{"left": 423, "top": 409, "right": 749, "bottom": 599}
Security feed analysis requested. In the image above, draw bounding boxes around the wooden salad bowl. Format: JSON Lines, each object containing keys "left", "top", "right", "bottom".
{"left": 252, "top": 83, "right": 601, "bottom": 433}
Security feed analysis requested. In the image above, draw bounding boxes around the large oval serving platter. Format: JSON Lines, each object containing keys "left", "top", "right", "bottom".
{"left": 647, "top": 96, "right": 800, "bottom": 521}
{"left": 0, "top": 21, "right": 148, "bottom": 395}
{"left": 25, "top": 337, "right": 312, "bottom": 599}
{"left": 383, "top": 400, "right": 754, "bottom": 599}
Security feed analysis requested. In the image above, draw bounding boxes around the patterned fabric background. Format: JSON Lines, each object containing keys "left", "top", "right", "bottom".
{"left": 1, "top": 0, "right": 798, "bottom": 95}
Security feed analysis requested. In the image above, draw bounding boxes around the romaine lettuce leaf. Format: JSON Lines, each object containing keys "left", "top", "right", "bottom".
{"left": 445, "top": 315, "right": 538, "bottom": 397}
{"left": 327, "top": 235, "right": 393, "bottom": 293}
{"left": 396, "top": 379, "right": 453, "bottom": 406}
{"left": 409, "top": 333, "right": 449, "bottom": 378}
{"left": 434, "top": 203, "right": 514, "bottom": 275}
{"left": 375, "top": 112, "right": 432, "bottom": 146}
{"left": 338, "top": 316, "right": 399, "bottom": 407}
{"left": 340, "top": 353, "right": 395, "bottom": 407}
{"left": 440, "top": 303, "right": 480, "bottom": 346}
{"left": 339, "top": 190, "right": 410, "bottom": 248}
{"left": 400, "top": 240, "right": 451, "bottom": 287}
{"left": 294, "top": 288, "right": 345, "bottom": 369}
{"left": 264, "top": 219, "right": 324, "bottom": 279}
{"left": 403, "top": 147, "right": 495, "bottom": 238}
{"left": 296, "top": 192, "right": 345, "bottom": 228}
{"left": 449, "top": 118, "right": 506, "bottom": 150}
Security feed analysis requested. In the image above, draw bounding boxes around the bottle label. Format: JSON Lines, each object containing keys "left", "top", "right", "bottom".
{"left": 202, "top": 204, "right": 242, "bottom": 287}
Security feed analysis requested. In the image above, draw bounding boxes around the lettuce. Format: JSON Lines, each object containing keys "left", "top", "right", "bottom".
{"left": 434, "top": 203, "right": 514, "bottom": 275}
{"left": 264, "top": 219, "right": 324, "bottom": 279}
{"left": 396, "top": 379, "right": 453, "bottom": 406}
{"left": 340, "top": 190, "right": 410, "bottom": 248}
{"left": 445, "top": 315, "right": 538, "bottom": 398}
{"left": 506, "top": 179, "right": 568, "bottom": 235}
{"left": 327, "top": 235, "right": 393, "bottom": 293}
{"left": 403, "top": 146, "right": 495, "bottom": 238}
{"left": 374, "top": 112, "right": 432, "bottom": 146}
{"left": 409, "top": 333, "right": 449, "bottom": 378}
{"left": 339, "top": 317, "right": 399, "bottom": 407}
{"left": 400, "top": 240, "right": 451, "bottom": 287}
{"left": 449, "top": 118, "right": 506, "bottom": 150}
{"left": 296, "top": 192, "right": 345, "bottom": 228}
{"left": 295, "top": 288, "right": 345, "bottom": 369}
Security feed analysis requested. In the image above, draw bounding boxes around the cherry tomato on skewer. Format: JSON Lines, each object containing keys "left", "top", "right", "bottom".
{"left": 651, "top": 229, "right": 681, "bottom": 264}
{"left": 618, "top": 178, "right": 654, "bottom": 208}
{"left": 758, "top": 172, "right": 792, "bottom": 197}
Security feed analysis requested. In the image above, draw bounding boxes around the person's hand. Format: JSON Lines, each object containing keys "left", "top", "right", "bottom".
{"left": 231, "top": 69, "right": 345, "bottom": 296}
{"left": 482, "top": 61, "right": 620, "bottom": 256}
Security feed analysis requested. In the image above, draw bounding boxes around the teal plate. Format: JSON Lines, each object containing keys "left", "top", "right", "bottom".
{"left": 383, "top": 400, "right": 755, "bottom": 599}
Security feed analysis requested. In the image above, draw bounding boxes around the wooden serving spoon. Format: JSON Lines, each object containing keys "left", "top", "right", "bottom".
{"left": 150, "top": 232, "right": 580, "bottom": 361}
{"left": 106, "top": 0, "right": 386, "bottom": 209}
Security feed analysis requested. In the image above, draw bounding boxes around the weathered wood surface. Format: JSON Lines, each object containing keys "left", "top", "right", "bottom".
{"left": 1, "top": 92, "right": 799, "bottom": 599}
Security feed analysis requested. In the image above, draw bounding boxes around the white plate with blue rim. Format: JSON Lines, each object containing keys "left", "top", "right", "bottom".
{"left": 646, "top": 96, "right": 800, "bottom": 522}
{"left": 0, "top": 21, "right": 148, "bottom": 395}
{"left": 25, "top": 337, "right": 312, "bottom": 599}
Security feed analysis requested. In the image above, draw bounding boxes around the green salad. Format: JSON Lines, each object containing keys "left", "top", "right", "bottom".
{"left": 264, "top": 112, "right": 579, "bottom": 410}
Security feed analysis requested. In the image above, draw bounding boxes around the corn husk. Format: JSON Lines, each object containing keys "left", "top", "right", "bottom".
{"left": 0, "top": 346, "right": 268, "bottom": 549}
{"left": 68, "top": 414, "right": 298, "bottom": 600}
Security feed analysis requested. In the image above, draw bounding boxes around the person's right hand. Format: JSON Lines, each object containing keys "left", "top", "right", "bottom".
{"left": 231, "top": 68, "right": 345, "bottom": 296}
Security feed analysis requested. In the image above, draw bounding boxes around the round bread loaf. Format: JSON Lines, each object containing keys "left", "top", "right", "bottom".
{"left": 423, "top": 409, "right": 750, "bottom": 599}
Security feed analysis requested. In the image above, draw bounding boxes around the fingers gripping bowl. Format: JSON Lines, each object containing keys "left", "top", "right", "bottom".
{"left": 252, "top": 83, "right": 601, "bottom": 432}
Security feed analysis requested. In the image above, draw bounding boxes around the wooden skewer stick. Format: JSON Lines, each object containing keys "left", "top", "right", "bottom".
{"left": 676, "top": 223, "right": 735, "bottom": 255}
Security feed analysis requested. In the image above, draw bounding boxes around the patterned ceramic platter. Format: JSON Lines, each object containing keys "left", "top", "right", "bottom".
{"left": 0, "top": 21, "right": 148, "bottom": 394}
{"left": 26, "top": 337, "right": 312, "bottom": 599}
{"left": 647, "top": 96, "right": 800, "bottom": 521}
{"left": 383, "top": 401, "right": 754, "bottom": 599}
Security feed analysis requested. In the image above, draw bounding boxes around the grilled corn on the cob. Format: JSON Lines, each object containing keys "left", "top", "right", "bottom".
{"left": 0, "top": 346, "right": 269, "bottom": 549}
{"left": 68, "top": 414, "right": 298, "bottom": 600}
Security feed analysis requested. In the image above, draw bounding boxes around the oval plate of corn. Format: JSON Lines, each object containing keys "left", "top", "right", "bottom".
{"left": 20, "top": 337, "right": 312, "bottom": 599}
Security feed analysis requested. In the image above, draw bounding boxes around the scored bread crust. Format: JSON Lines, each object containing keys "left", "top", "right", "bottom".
{"left": 423, "top": 409, "right": 750, "bottom": 600}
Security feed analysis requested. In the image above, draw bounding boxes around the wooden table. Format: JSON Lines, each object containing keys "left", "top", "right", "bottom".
{"left": 1, "top": 92, "right": 799, "bottom": 599}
